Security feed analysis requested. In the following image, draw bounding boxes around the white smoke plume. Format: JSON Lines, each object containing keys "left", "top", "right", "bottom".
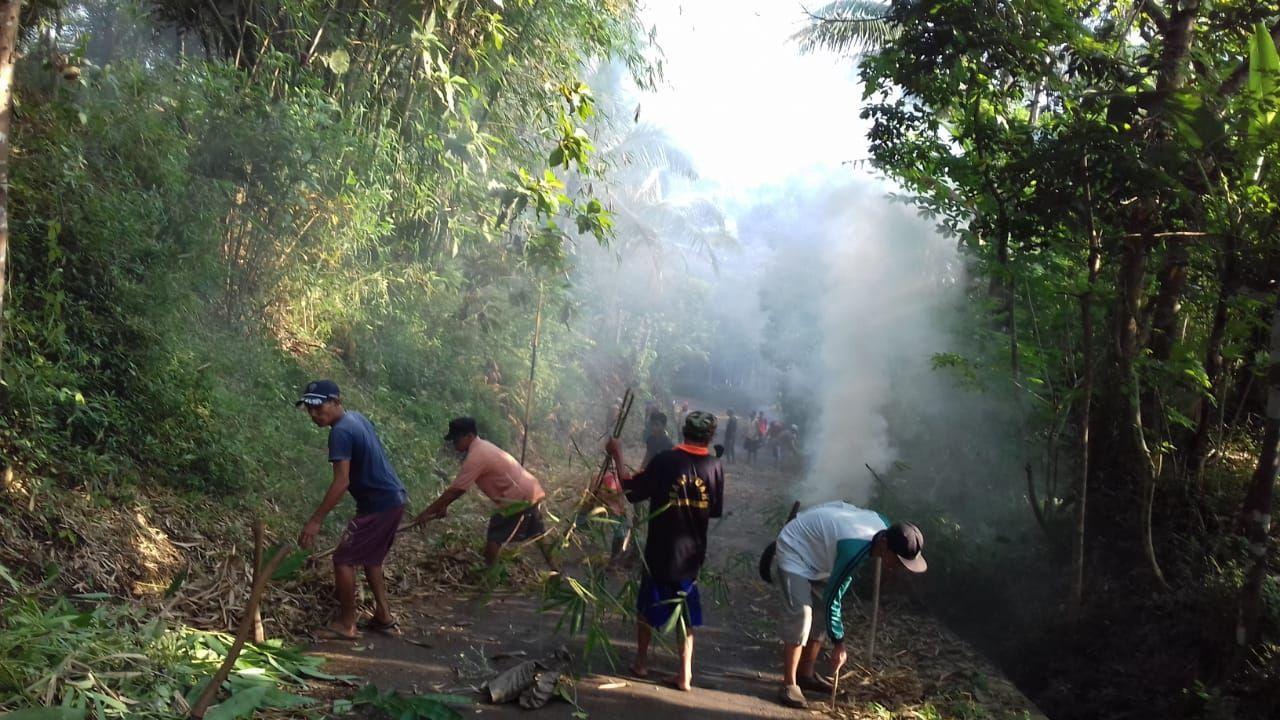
{"left": 801, "top": 184, "right": 967, "bottom": 504}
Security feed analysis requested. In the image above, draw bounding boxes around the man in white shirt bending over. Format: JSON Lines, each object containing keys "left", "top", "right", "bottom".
{"left": 763, "top": 501, "right": 927, "bottom": 709}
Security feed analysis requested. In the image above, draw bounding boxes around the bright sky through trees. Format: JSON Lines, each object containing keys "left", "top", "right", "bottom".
{"left": 638, "top": 0, "right": 871, "bottom": 197}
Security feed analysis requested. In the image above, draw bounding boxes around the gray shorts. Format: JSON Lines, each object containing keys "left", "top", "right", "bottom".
{"left": 774, "top": 557, "right": 827, "bottom": 646}
{"left": 486, "top": 503, "right": 548, "bottom": 546}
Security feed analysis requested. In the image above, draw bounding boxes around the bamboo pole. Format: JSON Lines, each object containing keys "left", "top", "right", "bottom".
{"left": 188, "top": 541, "right": 293, "bottom": 719}
{"left": 868, "top": 556, "right": 883, "bottom": 661}
{"left": 519, "top": 286, "right": 545, "bottom": 466}
{"left": 251, "top": 520, "right": 265, "bottom": 643}
{"left": 589, "top": 388, "right": 634, "bottom": 498}
{"left": 313, "top": 520, "right": 423, "bottom": 561}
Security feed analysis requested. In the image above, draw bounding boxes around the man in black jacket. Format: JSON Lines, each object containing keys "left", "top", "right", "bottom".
{"left": 605, "top": 410, "right": 725, "bottom": 691}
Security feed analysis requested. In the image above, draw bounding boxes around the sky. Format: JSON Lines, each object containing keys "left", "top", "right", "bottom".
{"left": 636, "top": 0, "right": 874, "bottom": 200}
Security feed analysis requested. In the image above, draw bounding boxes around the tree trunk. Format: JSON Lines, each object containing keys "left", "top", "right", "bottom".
{"left": 1186, "top": 233, "right": 1238, "bottom": 485}
{"left": 1073, "top": 168, "right": 1102, "bottom": 613}
{"left": 1231, "top": 292, "right": 1279, "bottom": 667}
{"left": 1148, "top": 236, "right": 1190, "bottom": 362}
{"left": 0, "top": 0, "right": 18, "bottom": 356}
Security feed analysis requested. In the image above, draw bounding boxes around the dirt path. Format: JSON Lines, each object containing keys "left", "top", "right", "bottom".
{"left": 314, "top": 450, "right": 1045, "bottom": 720}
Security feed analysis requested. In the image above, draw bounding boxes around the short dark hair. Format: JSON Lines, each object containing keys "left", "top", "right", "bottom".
{"left": 444, "top": 417, "right": 478, "bottom": 442}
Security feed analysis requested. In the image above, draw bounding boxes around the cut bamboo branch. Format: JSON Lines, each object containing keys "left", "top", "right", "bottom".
{"left": 868, "top": 556, "right": 883, "bottom": 662}
{"left": 188, "top": 540, "right": 293, "bottom": 719}
{"left": 251, "top": 519, "right": 265, "bottom": 643}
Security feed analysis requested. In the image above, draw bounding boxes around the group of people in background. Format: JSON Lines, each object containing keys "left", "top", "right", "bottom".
{"left": 293, "top": 380, "right": 924, "bottom": 709}
{"left": 718, "top": 408, "right": 799, "bottom": 468}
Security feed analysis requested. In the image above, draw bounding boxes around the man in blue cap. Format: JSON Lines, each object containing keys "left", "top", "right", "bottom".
{"left": 296, "top": 380, "right": 408, "bottom": 640}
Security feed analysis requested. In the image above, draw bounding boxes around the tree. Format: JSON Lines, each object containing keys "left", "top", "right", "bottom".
{"left": 0, "top": 0, "right": 19, "bottom": 353}
{"left": 1232, "top": 290, "right": 1279, "bottom": 668}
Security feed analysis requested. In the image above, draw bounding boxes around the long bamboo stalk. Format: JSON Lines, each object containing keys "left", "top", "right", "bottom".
{"left": 519, "top": 286, "right": 545, "bottom": 466}
{"left": 589, "top": 388, "right": 634, "bottom": 497}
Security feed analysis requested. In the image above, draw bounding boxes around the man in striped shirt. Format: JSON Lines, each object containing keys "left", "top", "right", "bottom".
{"left": 766, "top": 501, "right": 927, "bottom": 708}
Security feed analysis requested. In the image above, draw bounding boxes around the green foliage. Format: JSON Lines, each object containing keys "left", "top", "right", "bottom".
{"left": 1, "top": 0, "right": 658, "bottom": 519}
{"left": 0, "top": 595, "right": 335, "bottom": 718}
{"left": 350, "top": 684, "right": 470, "bottom": 720}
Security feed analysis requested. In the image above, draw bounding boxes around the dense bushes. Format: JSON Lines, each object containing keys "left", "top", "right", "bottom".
{"left": 0, "top": 0, "right": 652, "bottom": 505}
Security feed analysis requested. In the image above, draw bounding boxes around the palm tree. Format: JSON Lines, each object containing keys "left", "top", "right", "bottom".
{"left": 793, "top": 0, "right": 896, "bottom": 57}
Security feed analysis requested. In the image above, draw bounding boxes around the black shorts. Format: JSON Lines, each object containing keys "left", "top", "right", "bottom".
{"left": 486, "top": 503, "right": 548, "bottom": 546}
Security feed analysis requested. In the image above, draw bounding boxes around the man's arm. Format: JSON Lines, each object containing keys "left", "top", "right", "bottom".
{"left": 415, "top": 487, "right": 465, "bottom": 524}
{"left": 299, "top": 460, "right": 351, "bottom": 549}
{"left": 822, "top": 538, "right": 873, "bottom": 645}
{"left": 605, "top": 438, "right": 632, "bottom": 482}
{"left": 709, "top": 465, "right": 725, "bottom": 519}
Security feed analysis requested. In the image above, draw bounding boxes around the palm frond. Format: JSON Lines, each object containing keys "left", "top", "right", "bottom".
{"left": 606, "top": 123, "right": 699, "bottom": 180}
{"left": 793, "top": 0, "right": 896, "bottom": 57}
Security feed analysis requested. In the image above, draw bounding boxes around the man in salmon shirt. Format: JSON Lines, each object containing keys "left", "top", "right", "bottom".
{"left": 415, "top": 417, "right": 555, "bottom": 567}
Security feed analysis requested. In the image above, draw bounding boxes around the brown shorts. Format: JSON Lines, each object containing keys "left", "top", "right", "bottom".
{"left": 333, "top": 504, "right": 405, "bottom": 567}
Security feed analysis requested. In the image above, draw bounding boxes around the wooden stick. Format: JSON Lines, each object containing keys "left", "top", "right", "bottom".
{"left": 312, "top": 519, "right": 425, "bottom": 561}
{"left": 868, "top": 556, "right": 883, "bottom": 662}
{"left": 589, "top": 388, "right": 634, "bottom": 497}
{"left": 188, "top": 541, "right": 293, "bottom": 719}
{"left": 251, "top": 520, "right": 265, "bottom": 643}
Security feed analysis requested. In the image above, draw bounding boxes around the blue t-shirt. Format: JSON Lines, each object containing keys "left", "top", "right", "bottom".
{"left": 328, "top": 411, "right": 408, "bottom": 515}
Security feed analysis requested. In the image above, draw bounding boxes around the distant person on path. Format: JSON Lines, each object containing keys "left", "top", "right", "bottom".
{"left": 296, "top": 380, "right": 408, "bottom": 640}
{"left": 674, "top": 401, "right": 690, "bottom": 437}
{"left": 744, "top": 412, "right": 764, "bottom": 465}
{"left": 415, "top": 418, "right": 555, "bottom": 568}
{"left": 605, "top": 410, "right": 725, "bottom": 692}
{"left": 642, "top": 411, "right": 674, "bottom": 468}
{"left": 767, "top": 420, "right": 785, "bottom": 467}
{"left": 761, "top": 501, "right": 927, "bottom": 708}
{"left": 723, "top": 409, "right": 738, "bottom": 464}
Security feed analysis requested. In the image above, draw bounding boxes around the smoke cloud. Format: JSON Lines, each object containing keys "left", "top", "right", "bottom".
{"left": 802, "top": 183, "right": 965, "bottom": 503}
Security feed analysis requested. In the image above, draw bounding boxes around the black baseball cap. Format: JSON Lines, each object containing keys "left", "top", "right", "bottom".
{"left": 884, "top": 522, "right": 927, "bottom": 572}
{"left": 444, "top": 417, "right": 478, "bottom": 442}
{"left": 296, "top": 379, "right": 340, "bottom": 407}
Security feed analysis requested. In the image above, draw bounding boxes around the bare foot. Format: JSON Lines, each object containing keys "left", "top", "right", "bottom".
{"left": 667, "top": 675, "right": 692, "bottom": 692}
{"left": 629, "top": 664, "right": 649, "bottom": 679}
{"left": 313, "top": 623, "right": 360, "bottom": 641}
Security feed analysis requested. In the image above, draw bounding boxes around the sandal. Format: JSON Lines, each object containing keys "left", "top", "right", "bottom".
{"left": 798, "top": 673, "right": 833, "bottom": 693}
{"left": 360, "top": 617, "right": 400, "bottom": 634}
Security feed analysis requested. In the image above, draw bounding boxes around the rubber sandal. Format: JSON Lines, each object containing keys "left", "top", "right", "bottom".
{"left": 799, "top": 673, "right": 833, "bottom": 693}
{"left": 360, "top": 617, "right": 400, "bottom": 634}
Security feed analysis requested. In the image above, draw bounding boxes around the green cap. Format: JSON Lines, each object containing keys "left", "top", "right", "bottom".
{"left": 682, "top": 410, "right": 717, "bottom": 442}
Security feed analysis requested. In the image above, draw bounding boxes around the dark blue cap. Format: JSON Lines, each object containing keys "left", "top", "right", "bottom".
{"left": 296, "top": 379, "right": 341, "bottom": 407}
